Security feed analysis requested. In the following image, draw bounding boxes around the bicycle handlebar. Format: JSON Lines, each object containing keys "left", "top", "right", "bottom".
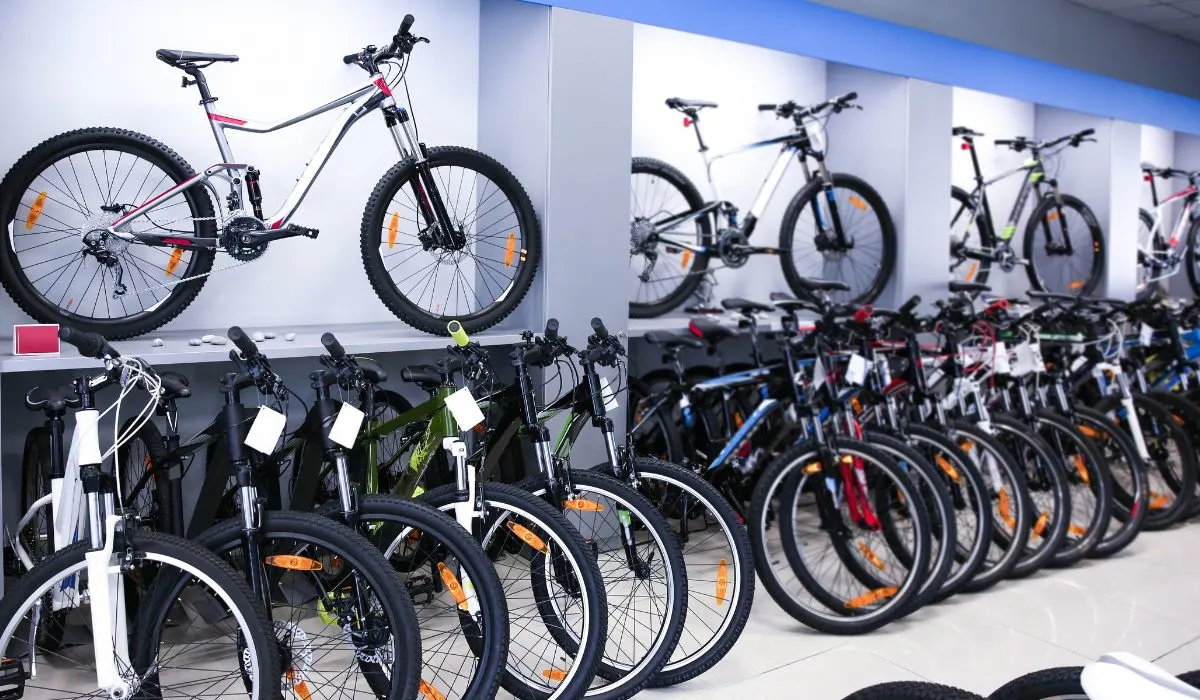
{"left": 320, "top": 332, "right": 346, "bottom": 360}
{"left": 59, "top": 327, "right": 119, "bottom": 360}
{"left": 544, "top": 318, "right": 560, "bottom": 342}
{"left": 227, "top": 326, "right": 260, "bottom": 360}
{"left": 590, "top": 317, "right": 609, "bottom": 340}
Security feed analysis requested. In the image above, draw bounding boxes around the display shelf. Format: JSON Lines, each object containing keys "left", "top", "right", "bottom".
{"left": 0, "top": 324, "right": 525, "bottom": 374}
{"left": 627, "top": 312, "right": 813, "bottom": 339}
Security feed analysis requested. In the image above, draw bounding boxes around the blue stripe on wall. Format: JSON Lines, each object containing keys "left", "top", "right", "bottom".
{"left": 524, "top": 0, "right": 1200, "bottom": 135}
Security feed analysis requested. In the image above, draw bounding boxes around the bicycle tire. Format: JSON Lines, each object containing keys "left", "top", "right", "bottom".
{"left": 1031, "top": 411, "right": 1113, "bottom": 566}
{"left": 194, "top": 509, "right": 423, "bottom": 700}
{"left": 779, "top": 172, "right": 896, "bottom": 305}
{"left": 988, "top": 666, "right": 1085, "bottom": 699}
{"left": 115, "top": 416, "right": 169, "bottom": 526}
{"left": 845, "top": 681, "right": 984, "bottom": 700}
{"left": 316, "top": 494, "right": 508, "bottom": 700}
{"left": 623, "top": 457, "right": 754, "bottom": 687}
{"left": 1147, "top": 390, "right": 1200, "bottom": 520}
{"left": 360, "top": 145, "right": 541, "bottom": 335}
{"left": 1074, "top": 406, "right": 1147, "bottom": 558}
{"left": 628, "top": 377, "right": 685, "bottom": 463}
{"left": 0, "top": 529, "right": 281, "bottom": 700}
{"left": 1184, "top": 213, "right": 1200, "bottom": 298}
{"left": 1023, "top": 193, "right": 1104, "bottom": 296}
{"left": 0, "top": 128, "right": 216, "bottom": 338}
{"left": 1177, "top": 669, "right": 1200, "bottom": 688}
{"left": 420, "top": 481, "right": 607, "bottom": 700}
{"left": 950, "top": 185, "right": 994, "bottom": 290}
{"left": 18, "top": 427, "right": 54, "bottom": 566}
{"left": 628, "top": 157, "right": 713, "bottom": 318}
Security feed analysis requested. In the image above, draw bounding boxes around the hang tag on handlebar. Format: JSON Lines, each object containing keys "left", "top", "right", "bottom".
{"left": 599, "top": 376, "right": 619, "bottom": 413}
{"left": 329, "top": 403, "right": 366, "bottom": 449}
{"left": 846, "top": 353, "right": 867, "bottom": 385}
{"left": 993, "top": 341, "right": 1011, "bottom": 375}
{"left": 1012, "top": 342, "right": 1042, "bottom": 376}
{"left": 1140, "top": 324, "right": 1154, "bottom": 347}
{"left": 445, "top": 387, "right": 485, "bottom": 430}
{"left": 245, "top": 406, "right": 286, "bottom": 455}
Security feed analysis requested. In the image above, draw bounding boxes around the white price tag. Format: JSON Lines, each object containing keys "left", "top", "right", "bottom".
{"left": 599, "top": 376, "right": 619, "bottom": 413}
{"left": 245, "top": 405, "right": 286, "bottom": 454}
{"left": 1140, "top": 324, "right": 1155, "bottom": 347}
{"left": 993, "top": 341, "right": 1011, "bottom": 375}
{"left": 444, "top": 386, "right": 485, "bottom": 430}
{"left": 846, "top": 353, "right": 867, "bottom": 386}
{"left": 811, "top": 358, "right": 827, "bottom": 390}
{"left": 1012, "top": 342, "right": 1045, "bottom": 376}
{"left": 329, "top": 402, "right": 365, "bottom": 449}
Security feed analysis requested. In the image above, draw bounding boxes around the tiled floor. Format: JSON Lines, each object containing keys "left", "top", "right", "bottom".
{"left": 645, "top": 525, "right": 1200, "bottom": 699}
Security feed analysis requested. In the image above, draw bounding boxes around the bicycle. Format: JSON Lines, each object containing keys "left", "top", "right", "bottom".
{"left": 629, "top": 92, "right": 896, "bottom": 316}
{"left": 3, "top": 327, "right": 282, "bottom": 700}
{"left": 1137, "top": 162, "right": 1200, "bottom": 299}
{"left": 0, "top": 13, "right": 540, "bottom": 338}
{"left": 950, "top": 126, "right": 1103, "bottom": 296}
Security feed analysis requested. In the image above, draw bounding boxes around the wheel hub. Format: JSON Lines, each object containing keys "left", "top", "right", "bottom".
{"left": 81, "top": 213, "right": 128, "bottom": 256}
{"left": 630, "top": 217, "right": 655, "bottom": 253}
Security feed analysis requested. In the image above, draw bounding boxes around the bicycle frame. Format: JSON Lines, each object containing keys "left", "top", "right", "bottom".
{"left": 1139, "top": 182, "right": 1197, "bottom": 285}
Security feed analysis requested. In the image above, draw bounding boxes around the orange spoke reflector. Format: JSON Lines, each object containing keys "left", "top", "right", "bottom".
{"left": 564, "top": 499, "right": 605, "bottom": 512}
{"left": 1046, "top": 210, "right": 1060, "bottom": 223}
{"left": 507, "top": 522, "right": 548, "bottom": 554}
{"left": 716, "top": 559, "right": 728, "bottom": 606}
{"left": 844, "top": 587, "right": 897, "bottom": 610}
{"left": 542, "top": 669, "right": 568, "bottom": 682}
{"left": 25, "top": 192, "right": 46, "bottom": 230}
{"left": 851, "top": 397, "right": 863, "bottom": 415}
{"left": 1150, "top": 493, "right": 1170, "bottom": 510}
{"left": 935, "top": 455, "right": 960, "bottom": 482}
{"left": 387, "top": 212, "right": 399, "bottom": 249}
{"left": 1174, "top": 414, "right": 1186, "bottom": 425}
{"left": 959, "top": 440, "right": 975, "bottom": 453}
{"left": 1069, "top": 524, "right": 1087, "bottom": 537}
{"left": 165, "top": 247, "right": 184, "bottom": 277}
{"left": 1073, "top": 455, "right": 1090, "bottom": 485}
{"left": 858, "top": 541, "right": 886, "bottom": 570}
{"left": 265, "top": 555, "right": 323, "bottom": 571}
{"left": 286, "top": 670, "right": 314, "bottom": 700}
{"left": 998, "top": 488, "right": 1016, "bottom": 529}
{"left": 1032, "top": 512, "right": 1049, "bottom": 538}
{"left": 1069, "top": 280, "right": 1084, "bottom": 290}
{"left": 1078, "top": 425, "right": 1100, "bottom": 438}
{"left": 143, "top": 454, "right": 153, "bottom": 471}
{"left": 681, "top": 249, "right": 692, "bottom": 269}
{"left": 505, "top": 232, "right": 517, "bottom": 267}
{"left": 733, "top": 411, "right": 744, "bottom": 429}
{"left": 965, "top": 261, "right": 979, "bottom": 282}
{"left": 849, "top": 195, "right": 868, "bottom": 211}
{"left": 803, "top": 462, "right": 821, "bottom": 474}
{"left": 437, "top": 562, "right": 469, "bottom": 610}
{"left": 419, "top": 680, "right": 447, "bottom": 700}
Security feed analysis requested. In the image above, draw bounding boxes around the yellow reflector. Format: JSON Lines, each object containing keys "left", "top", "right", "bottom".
{"left": 1073, "top": 455, "right": 1090, "bottom": 485}
{"left": 419, "top": 680, "right": 447, "bottom": 700}
{"left": 1078, "top": 425, "right": 1100, "bottom": 438}
{"left": 387, "top": 212, "right": 399, "bottom": 249}
{"left": 681, "top": 249, "right": 692, "bottom": 269}
{"left": 507, "top": 522, "right": 548, "bottom": 554}
{"left": 165, "top": 247, "right": 184, "bottom": 277}
{"left": 716, "top": 559, "right": 728, "bottom": 606}
{"left": 1150, "top": 493, "right": 1170, "bottom": 510}
{"left": 1069, "top": 280, "right": 1084, "bottom": 290}
{"left": 542, "top": 669, "right": 568, "bottom": 682}
{"left": 935, "top": 455, "right": 960, "bottom": 482}
{"left": 845, "top": 587, "right": 898, "bottom": 610}
{"left": 1069, "top": 524, "right": 1087, "bottom": 537}
{"left": 564, "top": 499, "right": 605, "bottom": 512}
{"left": 25, "top": 192, "right": 46, "bottom": 230}
{"left": 849, "top": 195, "right": 868, "bottom": 211}
{"left": 999, "top": 488, "right": 1015, "bottom": 529}
{"left": 965, "top": 261, "right": 978, "bottom": 282}
{"left": 505, "top": 232, "right": 516, "bottom": 267}
{"left": 437, "top": 562, "right": 468, "bottom": 610}
{"left": 803, "top": 462, "right": 821, "bottom": 474}
{"left": 1046, "top": 210, "right": 1060, "bottom": 223}
{"left": 265, "top": 555, "right": 322, "bottom": 571}
{"left": 857, "top": 541, "right": 886, "bottom": 570}
{"left": 841, "top": 455, "right": 854, "bottom": 465}
{"left": 1032, "top": 512, "right": 1049, "bottom": 538}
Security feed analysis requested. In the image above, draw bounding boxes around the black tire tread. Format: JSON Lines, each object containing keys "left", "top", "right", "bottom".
{"left": 988, "top": 666, "right": 1083, "bottom": 699}
{"left": 844, "top": 681, "right": 984, "bottom": 700}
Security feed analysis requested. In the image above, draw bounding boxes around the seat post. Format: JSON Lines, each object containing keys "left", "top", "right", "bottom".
{"left": 687, "top": 111, "right": 709, "bottom": 153}
{"left": 184, "top": 66, "right": 217, "bottom": 105}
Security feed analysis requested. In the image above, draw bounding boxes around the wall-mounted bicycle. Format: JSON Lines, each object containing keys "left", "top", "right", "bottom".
{"left": 1137, "top": 162, "right": 1200, "bottom": 299}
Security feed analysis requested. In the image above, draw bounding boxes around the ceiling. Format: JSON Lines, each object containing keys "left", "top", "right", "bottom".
{"left": 1068, "top": 0, "right": 1200, "bottom": 43}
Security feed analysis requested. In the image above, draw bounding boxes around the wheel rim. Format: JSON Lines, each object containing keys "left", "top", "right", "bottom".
{"left": 629, "top": 171, "right": 704, "bottom": 308}
{"left": 788, "top": 185, "right": 888, "bottom": 303}
{"left": 1027, "top": 204, "right": 1100, "bottom": 295}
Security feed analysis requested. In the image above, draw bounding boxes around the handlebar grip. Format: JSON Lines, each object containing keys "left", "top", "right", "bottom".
{"left": 343, "top": 53, "right": 358, "bottom": 65}
{"left": 227, "top": 326, "right": 259, "bottom": 359}
{"left": 591, "top": 317, "right": 609, "bottom": 339}
{"left": 899, "top": 295, "right": 921, "bottom": 316}
{"left": 994, "top": 139, "right": 1014, "bottom": 146}
{"left": 58, "top": 327, "right": 118, "bottom": 359}
{"left": 544, "top": 318, "right": 560, "bottom": 342}
{"left": 758, "top": 104, "right": 777, "bottom": 112}
{"left": 399, "top": 13, "right": 415, "bottom": 35}
{"left": 840, "top": 91, "right": 858, "bottom": 103}
{"left": 320, "top": 332, "right": 346, "bottom": 359}
{"left": 1079, "top": 128, "right": 1096, "bottom": 138}
{"left": 447, "top": 320, "right": 469, "bottom": 348}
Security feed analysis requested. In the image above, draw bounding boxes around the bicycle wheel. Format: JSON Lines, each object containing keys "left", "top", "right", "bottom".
{"left": 18, "top": 427, "right": 54, "bottom": 567}
{"left": 1032, "top": 411, "right": 1113, "bottom": 566}
{"left": 628, "top": 157, "right": 713, "bottom": 318}
{"left": 846, "top": 681, "right": 984, "bottom": 700}
{"left": 114, "top": 416, "right": 168, "bottom": 526}
{"left": 905, "top": 424, "right": 992, "bottom": 600}
{"left": 1184, "top": 214, "right": 1200, "bottom": 298}
{"left": 623, "top": 457, "right": 753, "bottom": 687}
{"left": 628, "top": 377, "right": 684, "bottom": 463}
{"left": 360, "top": 146, "right": 541, "bottom": 335}
{"left": 318, "top": 494, "right": 509, "bottom": 700}
{"left": 0, "top": 529, "right": 280, "bottom": 699}
{"left": 1148, "top": 390, "right": 1200, "bottom": 520}
{"left": 749, "top": 439, "right": 932, "bottom": 634}
{"left": 949, "top": 423, "right": 1031, "bottom": 593}
{"left": 779, "top": 172, "right": 896, "bottom": 305}
{"left": 523, "top": 470, "right": 687, "bottom": 700}
{"left": 0, "top": 128, "right": 217, "bottom": 338}
{"left": 1075, "top": 406, "right": 1148, "bottom": 558}
{"left": 988, "top": 666, "right": 1084, "bottom": 699}
{"left": 195, "top": 509, "right": 423, "bottom": 700}
{"left": 990, "top": 415, "right": 1071, "bottom": 578}
{"left": 421, "top": 481, "right": 607, "bottom": 700}
{"left": 1023, "top": 193, "right": 1104, "bottom": 295}
{"left": 950, "top": 185, "right": 994, "bottom": 289}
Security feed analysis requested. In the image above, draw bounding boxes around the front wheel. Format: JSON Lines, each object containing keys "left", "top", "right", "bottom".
{"left": 1023, "top": 193, "right": 1103, "bottom": 295}
{"left": 1183, "top": 214, "right": 1200, "bottom": 298}
{"left": 361, "top": 146, "right": 541, "bottom": 336}
{"left": 779, "top": 172, "right": 896, "bottom": 305}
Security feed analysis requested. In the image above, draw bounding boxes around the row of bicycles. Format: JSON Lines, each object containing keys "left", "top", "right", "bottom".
{"left": 5, "top": 315, "right": 755, "bottom": 699}
{"left": 628, "top": 278, "right": 1200, "bottom": 634}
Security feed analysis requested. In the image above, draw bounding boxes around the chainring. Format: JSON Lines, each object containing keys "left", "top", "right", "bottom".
{"left": 220, "top": 217, "right": 269, "bottom": 261}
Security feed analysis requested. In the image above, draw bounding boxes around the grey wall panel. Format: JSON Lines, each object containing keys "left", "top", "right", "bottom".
{"left": 901, "top": 79, "right": 954, "bottom": 309}
{"left": 1174, "top": 134, "right": 1200, "bottom": 299}
{"left": 1108, "top": 120, "right": 1143, "bottom": 300}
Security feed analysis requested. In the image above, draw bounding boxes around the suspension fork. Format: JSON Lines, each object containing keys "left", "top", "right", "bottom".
{"left": 1036, "top": 175, "right": 1074, "bottom": 253}
{"left": 809, "top": 157, "right": 851, "bottom": 247}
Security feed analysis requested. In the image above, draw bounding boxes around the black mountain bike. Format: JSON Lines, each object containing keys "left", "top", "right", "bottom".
{"left": 630, "top": 92, "right": 896, "bottom": 316}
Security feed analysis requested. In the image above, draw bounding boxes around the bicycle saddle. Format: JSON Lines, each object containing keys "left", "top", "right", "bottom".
{"left": 952, "top": 126, "right": 984, "bottom": 138}
{"left": 721, "top": 298, "right": 773, "bottom": 314}
{"left": 1027, "top": 290, "right": 1076, "bottom": 303}
{"left": 399, "top": 364, "right": 443, "bottom": 387}
{"left": 949, "top": 281, "right": 991, "bottom": 294}
{"left": 687, "top": 317, "right": 739, "bottom": 346}
{"left": 155, "top": 49, "right": 240, "bottom": 67}
{"left": 665, "top": 97, "right": 718, "bottom": 111}
{"left": 25, "top": 385, "right": 81, "bottom": 415}
{"left": 1140, "top": 161, "right": 1180, "bottom": 179}
{"left": 1082, "top": 652, "right": 1200, "bottom": 700}
{"left": 793, "top": 278, "right": 851, "bottom": 294}
{"left": 357, "top": 357, "right": 388, "bottom": 384}
{"left": 644, "top": 332, "right": 705, "bottom": 351}
{"left": 159, "top": 371, "right": 192, "bottom": 400}
{"left": 768, "top": 292, "right": 811, "bottom": 312}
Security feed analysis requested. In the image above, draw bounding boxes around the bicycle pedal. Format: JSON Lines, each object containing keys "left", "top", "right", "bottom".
{"left": 405, "top": 574, "right": 436, "bottom": 605}
{"left": 0, "top": 656, "right": 25, "bottom": 700}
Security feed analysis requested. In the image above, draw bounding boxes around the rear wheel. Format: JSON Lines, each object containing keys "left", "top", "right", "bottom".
{"left": 1184, "top": 215, "right": 1200, "bottom": 298}
{"left": 950, "top": 185, "right": 993, "bottom": 290}
{"left": 1023, "top": 193, "right": 1104, "bottom": 296}
{"left": 1075, "top": 406, "right": 1147, "bottom": 558}
{"left": 18, "top": 428, "right": 53, "bottom": 567}
{"left": 1137, "top": 207, "right": 1166, "bottom": 300}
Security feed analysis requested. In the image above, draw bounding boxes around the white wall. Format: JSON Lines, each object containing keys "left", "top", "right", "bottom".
{"left": 0, "top": 0, "right": 481, "bottom": 331}
{"left": 1141, "top": 126, "right": 1177, "bottom": 214}
{"left": 951, "top": 87, "right": 1036, "bottom": 297}
{"left": 631, "top": 24, "right": 826, "bottom": 311}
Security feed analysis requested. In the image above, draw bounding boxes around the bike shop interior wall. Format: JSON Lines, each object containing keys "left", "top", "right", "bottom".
{"left": 1172, "top": 132, "right": 1200, "bottom": 299}
{"left": 1140, "top": 125, "right": 1190, "bottom": 299}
